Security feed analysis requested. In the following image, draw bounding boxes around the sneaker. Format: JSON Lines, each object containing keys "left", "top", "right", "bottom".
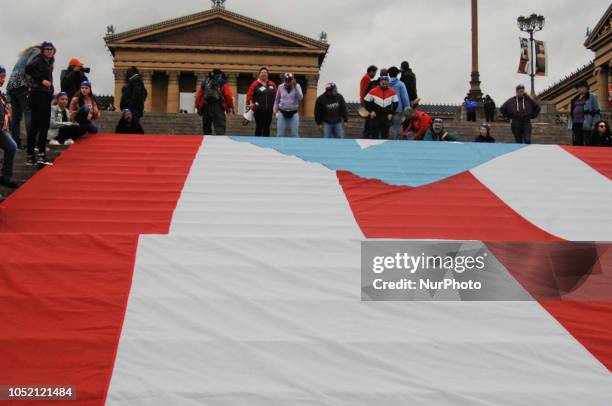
{"left": 49, "top": 139, "right": 61, "bottom": 146}
{"left": 26, "top": 154, "right": 37, "bottom": 166}
{"left": 64, "top": 139, "right": 75, "bottom": 145}
{"left": 0, "top": 178, "right": 20, "bottom": 188}
{"left": 36, "top": 155, "right": 53, "bottom": 166}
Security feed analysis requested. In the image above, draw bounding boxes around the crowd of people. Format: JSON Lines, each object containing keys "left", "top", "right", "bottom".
{"left": 1, "top": 43, "right": 611, "bottom": 194}
{"left": 0, "top": 42, "right": 148, "bottom": 169}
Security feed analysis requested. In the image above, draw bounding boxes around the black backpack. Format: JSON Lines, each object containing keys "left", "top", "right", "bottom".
{"left": 203, "top": 76, "right": 224, "bottom": 103}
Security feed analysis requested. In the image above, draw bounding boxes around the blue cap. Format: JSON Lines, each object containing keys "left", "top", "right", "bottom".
{"left": 56, "top": 92, "right": 68, "bottom": 98}
{"left": 433, "top": 118, "right": 444, "bottom": 125}
{"left": 284, "top": 72, "right": 294, "bottom": 82}
{"left": 379, "top": 76, "right": 390, "bottom": 82}
{"left": 325, "top": 82, "right": 337, "bottom": 90}
{"left": 80, "top": 80, "right": 91, "bottom": 88}
{"left": 41, "top": 41, "right": 55, "bottom": 50}
{"left": 122, "top": 109, "right": 132, "bottom": 114}
{"left": 0, "top": 65, "right": 5, "bottom": 74}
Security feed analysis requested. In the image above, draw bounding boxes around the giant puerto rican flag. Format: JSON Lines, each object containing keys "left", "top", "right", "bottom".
{"left": 0, "top": 134, "right": 611, "bottom": 405}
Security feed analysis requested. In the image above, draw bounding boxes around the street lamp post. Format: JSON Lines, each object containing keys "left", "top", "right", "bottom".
{"left": 517, "top": 14, "right": 545, "bottom": 97}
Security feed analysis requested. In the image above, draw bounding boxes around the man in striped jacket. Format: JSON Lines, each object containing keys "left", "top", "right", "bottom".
{"left": 364, "top": 76, "right": 398, "bottom": 139}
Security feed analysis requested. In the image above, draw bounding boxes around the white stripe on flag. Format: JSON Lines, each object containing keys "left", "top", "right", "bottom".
{"left": 471, "top": 145, "right": 612, "bottom": 241}
{"left": 169, "top": 137, "right": 363, "bottom": 238}
{"left": 107, "top": 236, "right": 612, "bottom": 405}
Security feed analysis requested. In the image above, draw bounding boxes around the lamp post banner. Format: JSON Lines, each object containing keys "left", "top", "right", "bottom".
{"left": 518, "top": 37, "right": 530, "bottom": 75}
{"left": 535, "top": 40, "right": 548, "bottom": 77}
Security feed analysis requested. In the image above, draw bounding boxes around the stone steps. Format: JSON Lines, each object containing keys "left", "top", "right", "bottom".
{"left": 96, "top": 112, "right": 571, "bottom": 144}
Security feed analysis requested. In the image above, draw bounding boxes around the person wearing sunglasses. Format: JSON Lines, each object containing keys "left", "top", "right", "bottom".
{"left": 592, "top": 120, "right": 611, "bottom": 147}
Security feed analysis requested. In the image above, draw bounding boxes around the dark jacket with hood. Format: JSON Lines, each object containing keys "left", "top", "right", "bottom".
{"left": 115, "top": 117, "right": 145, "bottom": 134}
{"left": 315, "top": 92, "right": 348, "bottom": 125}
{"left": 61, "top": 68, "right": 88, "bottom": 100}
{"left": 474, "top": 134, "right": 496, "bottom": 143}
{"left": 400, "top": 64, "right": 418, "bottom": 101}
{"left": 25, "top": 53, "right": 54, "bottom": 95}
{"left": 120, "top": 74, "right": 148, "bottom": 116}
{"left": 500, "top": 95, "right": 540, "bottom": 122}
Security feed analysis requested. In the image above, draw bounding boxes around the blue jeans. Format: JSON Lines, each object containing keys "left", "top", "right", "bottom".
{"left": 390, "top": 113, "right": 404, "bottom": 140}
{"left": 0, "top": 130, "right": 17, "bottom": 180}
{"left": 323, "top": 122, "right": 345, "bottom": 139}
{"left": 277, "top": 113, "right": 299, "bottom": 137}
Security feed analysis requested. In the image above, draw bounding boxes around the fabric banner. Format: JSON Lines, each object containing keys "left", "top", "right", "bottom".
{"left": 518, "top": 37, "right": 530, "bottom": 74}
{"left": 535, "top": 40, "right": 547, "bottom": 77}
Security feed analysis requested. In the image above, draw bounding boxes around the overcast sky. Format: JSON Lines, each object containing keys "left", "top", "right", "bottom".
{"left": 0, "top": 0, "right": 608, "bottom": 104}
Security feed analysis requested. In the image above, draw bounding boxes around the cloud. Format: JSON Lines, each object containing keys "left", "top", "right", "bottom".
{"left": 0, "top": 0, "right": 607, "bottom": 105}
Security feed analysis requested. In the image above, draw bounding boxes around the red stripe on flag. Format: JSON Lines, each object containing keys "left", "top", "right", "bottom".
{"left": 0, "top": 134, "right": 202, "bottom": 234}
{"left": 0, "top": 233, "right": 139, "bottom": 405}
{"left": 540, "top": 301, "right": 612, "bottom": 372}
{"left": 337, "top": 170, "right": 558, "bottom": 241}
{"left": 562, "top": 146, "right": 612, "bottom": 180}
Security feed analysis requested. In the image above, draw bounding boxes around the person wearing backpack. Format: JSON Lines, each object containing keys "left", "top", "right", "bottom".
{"left": 195, "top": 69, "right": 235, "bottom": 135}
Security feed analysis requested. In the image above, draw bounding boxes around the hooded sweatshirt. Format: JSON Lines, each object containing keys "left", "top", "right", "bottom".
{"left": 315, "top": 92, "right": 348, "bottom": 125}
{"left": 500, "top": 95, "right": 540, "bottom": 122}
{"left": 389, "top": 77, "right": 410, "bottom": 113}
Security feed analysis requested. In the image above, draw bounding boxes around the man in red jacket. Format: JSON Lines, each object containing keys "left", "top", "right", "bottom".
{"left": 364, "top": 76, "right": 398, "bottom": 139}
{"left": 402, "top": 110, "right": 432, "bottom": 140}
{"left": 360, "top": 65, "right": 378, "bottom": 138}
{"left": 195, "top": 69, "right": 235, "bottom": 135}
{"left": 360, "top": 65, "right": 378, "bottom": 105}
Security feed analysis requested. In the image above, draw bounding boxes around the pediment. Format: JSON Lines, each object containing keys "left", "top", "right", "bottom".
{"left": 136, "top": 20, "right": 303, "bottom": 48}
{"left": 584, "top": 4, "right": 612, "bottom": 50}
{"left": 106, "top": 8, "right": 328, "bottom": 52}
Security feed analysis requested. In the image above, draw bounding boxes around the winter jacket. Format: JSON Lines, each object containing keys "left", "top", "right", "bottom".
{"left": 568, "top": 92, "right": 601, "bottom": 131}
{"left": 0, "top": 91, "right": 11, "bottom": 132}
{"left": 423, "top": 128, "right": 459, "bottom": 142}
{"left": 274, "top": 83, "right": 304, "bottom": 113}
{"left": 48, "top": 105, "right": 73, "bottom": 139}
{"left": 483, "top": 98, "right": 496, "bottom": 114}
{"left": 315, "top": 92, "right": 348, "bottom": 125}
{"left": 247, "top": 80, "right": 276, "bottom": 113}
{"left": 500, "top": 95, "right": 540, "bottom": 122}
{"left": 402, "top": 110, "right": 432, "bottom": 140}
{"left": 115, "top": 118, "right": 145, "bottom": 134}
{"left": 120, "top": 74, "right": 148, "bottom": 116}
{"left": 400, "top": 69, "right": 418, "bottom": 101}
{"left": 389, "top": 78, "right": 410, "bottom": 113}
{"left": 61, "top": 68, "right": 88, "bottom": 101}
{"left": 360, "top": 74, "right": 374, "bottom": 105}
{"left": 69, "top": 94, "right": 100, "bottom": 122}
{"left": 7, "top": 47, "right": 40, "bottom": 91}
{"left": 195, "top": 81, "right": 235, "bottom": 112}
{"left": 474, "top": 134, "right": 496, "bottom": 143}
{"left": 25, "top": 54, "right": 54, "bottom": 95}
{"left": 364, "top": 86, "right": 399, "bottom": 116}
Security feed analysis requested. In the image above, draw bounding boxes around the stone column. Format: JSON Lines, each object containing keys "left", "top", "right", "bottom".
{"left": 113, "top": 68, "right": 126, "bottom": 108}
{"left": 303, "top": 74, "right": 319, "bottom": 118}
{"left": 142, "top": 70, "right": 153, "bottom": 113}
{"left": 467, "top": 0, "right": 483, "bottom": 101}
{"left": 595, "top": 65, "right": 609, "bottom": 112}
{"left": 166, "top": 71, "right": 180, "bottom": 113}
